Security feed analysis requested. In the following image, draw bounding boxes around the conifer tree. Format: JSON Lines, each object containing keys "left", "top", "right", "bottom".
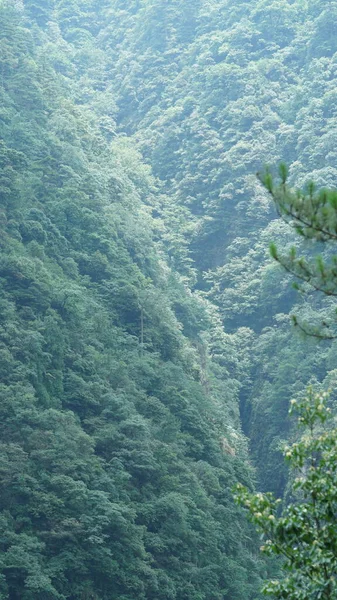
{"left": 259, "top": 164, "right": 337, "bottom": 337}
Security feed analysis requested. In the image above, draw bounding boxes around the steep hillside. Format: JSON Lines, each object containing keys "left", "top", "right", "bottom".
{"left": 3, "top": 0, "right": 337, "bottom": 597}
{"left": 99, "top": 0, "right": 337, "bottom": 494}
{"left": 0, "top": 1, "right": 264, "bottom": 599}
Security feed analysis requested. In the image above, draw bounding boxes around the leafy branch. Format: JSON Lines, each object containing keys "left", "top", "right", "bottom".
{"left": 234, "top": 388, "right": 337, "bottom": 600}
{"left": 258, "top": 165, "right": 337, "bottom": 338}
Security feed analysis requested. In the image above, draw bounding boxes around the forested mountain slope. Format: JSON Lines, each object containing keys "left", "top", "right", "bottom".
{"left": 99, "top": 0, "right": 337, "bottom": 495}
{"left": 0, "top": 1, "right": 264, "bottom": 599}
{"left": 2, "top": 0, "right": 337, "bottom": 597}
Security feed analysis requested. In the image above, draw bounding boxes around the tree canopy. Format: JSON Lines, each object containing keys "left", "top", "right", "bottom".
{"left": 2, "top": 0, "right": 337, "bottom": 598}
{"left": 236, "top": 388, "right": 337, "bottom": 600}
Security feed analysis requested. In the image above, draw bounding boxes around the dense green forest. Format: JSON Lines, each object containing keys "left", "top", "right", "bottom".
{"left": 1, "top": 0, "right": 337, "bottom": 598}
